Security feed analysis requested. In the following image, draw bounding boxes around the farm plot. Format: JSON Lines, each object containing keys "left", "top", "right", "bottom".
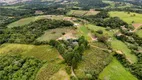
{"left": 99, "top": 58, "right": 138, "bottom": 80}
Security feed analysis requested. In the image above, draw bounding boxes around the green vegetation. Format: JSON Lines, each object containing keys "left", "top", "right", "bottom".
{"left": 136, "top": 30, "right": 142, "bottom": 38}
{"left": 75, "top": 42, "right": 112, "bottom": 79}
{"left": 49, "top": 36, "right": 89, "bottom": 69}
{"left": 67, "top": 10, "right": 99, "bottom": 16}
{"left": 0, "top": 19, "right": 73, "bottom": 44}
{"left": 37, "top": 27, "right": 75, "bottom": 41}
{"left": 7, "top": 15, "right": 48, "bottom": 28}
{"left": 0, "top": 0, "right": 142, "bottom": 79}
{"left": 99, "top": 58, "right": 138, "bottom": 80}
{"left": 109, "top": 11, "right": 142, "bottom": 24}
{"left": 0, "top": 44, "right": 60, "bottom": 61}
{"left": 111, "top": 39, "right": 137, "bottom": 63}
{"left": 7, "top": 15, "right": 67, "bottom": 28}
{"left": 0, "top": 55, "right": 45, "bottom": 80}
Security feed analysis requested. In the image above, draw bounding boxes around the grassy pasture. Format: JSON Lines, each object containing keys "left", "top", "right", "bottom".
{"left": 77, "top": 25, "right": 91, "bottom": 40}
{"left": 86, "top": 24, "right": 115, "bottom": 37}
{"left": 109, "top": 11, "right": 142, "bottom": 24}
{"left": 67, "top": 10, "right": 99, "bottom": 16}
{"left": 75, "top": 43, "right": 112, "bottom": 79}
{"left": 99, "top": 58, "right": 138, "bottom": 80}
{"left": 0, "top": 43, "right": 61, "bottom": 61}
{"left": 37, "top": 27, "right": 74, "bottom": 41}
{"left": 7, "top": 15, "right": 65, "bottom": 28}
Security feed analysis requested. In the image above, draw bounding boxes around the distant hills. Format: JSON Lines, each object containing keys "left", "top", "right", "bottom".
{"left": 0, "top": 0, "right": 32, "bottom": 4}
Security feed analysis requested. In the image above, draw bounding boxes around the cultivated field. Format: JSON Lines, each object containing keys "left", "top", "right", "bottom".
{"left": 99, "top": 58, "right": 138, "bottom": 80}
{"left": 109, "top": 11, "right": 142, "bottom": 24}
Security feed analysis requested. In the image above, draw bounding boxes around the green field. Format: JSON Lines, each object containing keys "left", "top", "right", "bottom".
{"left": 37, "top": 27, "right": 74, "bottom": 41}
{"left": 109, "top": 11, "right": 142, "bottom": 24}
{"left": 67, "top": 10, "right": 99, "bottom": 16}
{"left": 0, "top": 43, "right": 61, "bottom": 61}
{"left": 7, "top": 15, "right": 65, "bottom": 28}
{"left": 77, "top": 25, "right": 91, "bottom": 40}
{"left": 86, "top": 24, "right": 115, "bottom": 36}
{"left": 99, "top": 58, "right": 138, "bottom": 80}
{"left": 111, "top": 39, "right": 137, "bottom": 63}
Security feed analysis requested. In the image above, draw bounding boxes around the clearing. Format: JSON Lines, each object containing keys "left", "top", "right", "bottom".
{"left": 37, "top": 27, "right": 76, "bottom": 41}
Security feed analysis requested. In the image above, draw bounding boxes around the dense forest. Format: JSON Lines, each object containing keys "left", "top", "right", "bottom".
{"left": 0, "top": 55, "right": 45, "bottom": 80}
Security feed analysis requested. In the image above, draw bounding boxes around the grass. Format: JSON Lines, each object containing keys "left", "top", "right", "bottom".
{"left": 37, "top": 27, "right": 74, "bottom": 41}
{"left": 0, "top": 43, "right": 61, "bottom": 61}
{"left": 111, "top": 39, "right": 137, "bottom": 63}
{"left": 77, "top": 25, "right": 91, "bottom": 40}
{"left": 7, "top": 15, "right": 65, "bottom": 28}
{"left": 75, "top": 43, "right": 112, "bottom": 79}
{"left": 99, "top": 58, "right": 138, "bottom": 80}
{"left": 109, "top": 11, "right": 142, "bottom": 24}
{"left": 86, "top": 24, "right": 115, "bottom": 37}
{"left": 136, "top": 29, "right": 142, "bottom": 38}
{"left": 67, "top": 10, "right": 99, "bottom": 16}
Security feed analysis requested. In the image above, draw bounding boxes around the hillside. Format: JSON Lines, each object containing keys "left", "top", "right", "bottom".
{"left": 0, "top": 0, "right": 142, "bottom": 80}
